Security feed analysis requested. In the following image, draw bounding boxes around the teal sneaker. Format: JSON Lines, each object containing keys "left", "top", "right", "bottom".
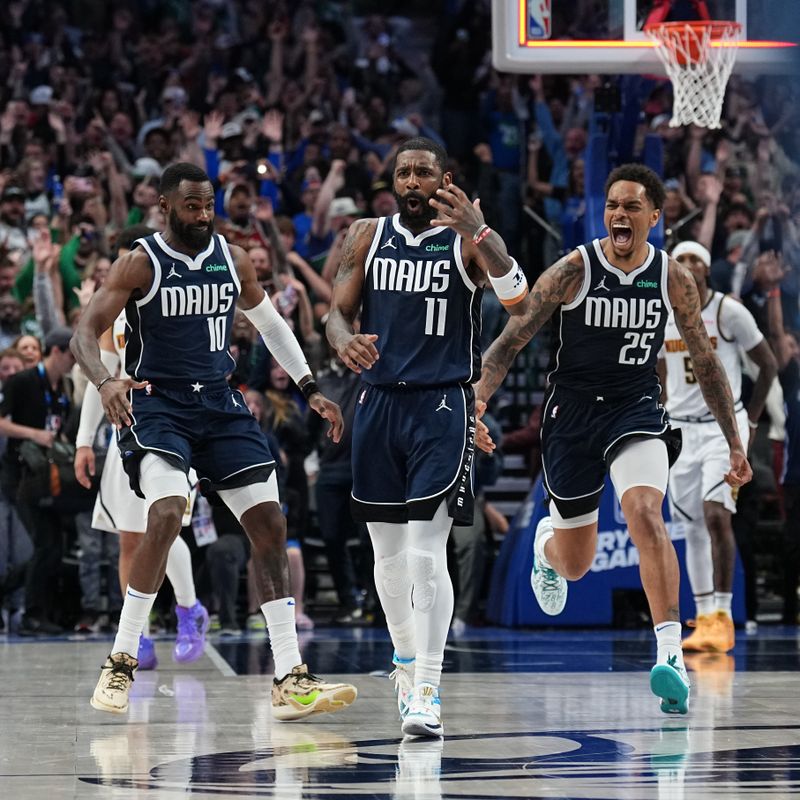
{"left": 530, "top": 516, "right": 567, "bottom": 615}
{"left": 650, "top": 655, "right": 691, "bottom": 715}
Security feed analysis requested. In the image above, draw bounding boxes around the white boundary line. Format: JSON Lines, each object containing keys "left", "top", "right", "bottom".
{"left": 204, "top": 641, "right": 236, "bottom": 677}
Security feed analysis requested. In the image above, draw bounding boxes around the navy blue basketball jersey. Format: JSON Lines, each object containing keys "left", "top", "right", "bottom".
{"left": 126, "top": 233, "right": 239, "bottom": 381}
{"left": 360, "top": 214, "right": 483, "bottom": 386}
{"left": 549, "top": 239, "right": 671, "bottom": 397}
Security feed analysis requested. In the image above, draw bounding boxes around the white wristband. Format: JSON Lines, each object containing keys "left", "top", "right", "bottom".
{"left": 241, "top": 294, "right": 311, "bottom": 385}
{"left": 76, "top": 348, "right": 120, "bottom": 448}
{"left": 488, "top": 258, "right": 528, "bottom": 306}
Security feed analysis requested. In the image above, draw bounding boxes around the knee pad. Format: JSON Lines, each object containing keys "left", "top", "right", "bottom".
{"left": 139, "top": 453, "right": 191, "bottom": 511}
{"left": 407, "top": 547, "right": 437, "bottom": 612}
{"left": 217, "top": 472, "right": 280, "bottom": 521}
{"left": 378, "top": 550, "right": 409, "bottom": 598}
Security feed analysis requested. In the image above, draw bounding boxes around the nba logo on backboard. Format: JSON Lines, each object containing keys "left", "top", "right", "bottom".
{"left": 528, "top": 0, "right": 551, "bottom": 40}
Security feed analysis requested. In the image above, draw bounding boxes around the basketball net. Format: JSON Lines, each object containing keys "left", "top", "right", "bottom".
{"left": 644, "top": 21, "right": 742, "bottom": 129}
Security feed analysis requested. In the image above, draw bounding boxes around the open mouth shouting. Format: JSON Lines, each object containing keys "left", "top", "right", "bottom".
{"left": 611, "top": 222, "right": 633, "bottom": 249}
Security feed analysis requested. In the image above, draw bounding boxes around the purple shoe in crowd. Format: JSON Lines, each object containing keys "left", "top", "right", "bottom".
{"left": 173, "top": 602, "right": 210, "bottom": 663}
{"left": 137, "top": 635, "right": 158, "bottom": 671}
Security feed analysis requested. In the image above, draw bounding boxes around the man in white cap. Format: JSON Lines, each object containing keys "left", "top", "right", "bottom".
{"left": 658, "top": 240, "right": 777, "bottom": 652}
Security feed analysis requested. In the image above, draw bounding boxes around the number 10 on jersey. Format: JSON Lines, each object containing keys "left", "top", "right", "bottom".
{"left": 424, "top": 297, "right": 447, "bottom": 336}
{"left": 208, "top": 315, "right": 227, "bottom": 351}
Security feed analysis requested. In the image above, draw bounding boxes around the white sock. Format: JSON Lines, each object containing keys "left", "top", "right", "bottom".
{"left": 113, "top": 586, "right": 158, "bottom": 657}
{"left": 654, "top": 622, "right": 684, "bottom": 670}
{"left": 166, "top": 535, "right": 197, "bottom": 608}
{"left": 714, "top": 592, "right": 733, "bottom": 617}
{"left": 535, "top": 518, "right": 555, "bottom": 568}
{"left": 694, "top": 593, "right": 715, "bottom": 616}
{"left": 142, "top": 616, "right": 151, "bottom": 638}
{"left": 387, "top": 615, "right": 416, "bottom": 662}
{"left": 415, "top": 651, "right": 443, "bottom": 689}
{"left": 262, "top": 597, "right": 302, "bottom": 680}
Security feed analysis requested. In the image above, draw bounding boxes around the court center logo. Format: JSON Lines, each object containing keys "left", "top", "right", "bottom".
{"left": 79, "top": 726, "right": 800, "bottom": 798}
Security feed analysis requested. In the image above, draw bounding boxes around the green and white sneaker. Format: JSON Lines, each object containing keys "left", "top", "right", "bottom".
{"left": 650, "top": 655, "right": 691, "bottom": 715}
{"left": 530, "top": 516, "right": 567, "bottom": 615}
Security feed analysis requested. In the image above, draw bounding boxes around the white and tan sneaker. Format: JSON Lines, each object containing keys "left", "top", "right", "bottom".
{"left": 271, "top": 664, "right": 357, "bottom": 721}
{"left": 91, "top": 653, "right": 138, "bottom": 714}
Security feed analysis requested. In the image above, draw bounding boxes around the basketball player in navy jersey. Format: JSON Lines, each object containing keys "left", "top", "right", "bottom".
{"left": 72, "top": 163, "right": 357, "bottom": 720}
{"left": 327, "top": 137, "right": 530, "bottom": 737}
{"left": 475, "top": 164, "right": 751, "bottom": 715}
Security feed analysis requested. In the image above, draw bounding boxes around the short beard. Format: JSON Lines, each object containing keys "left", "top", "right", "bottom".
{"left": 394, "top": 187, "right": 438, "bottom": 228}
{"left": 169, "top": 210, "right": 214, "bottom": 250}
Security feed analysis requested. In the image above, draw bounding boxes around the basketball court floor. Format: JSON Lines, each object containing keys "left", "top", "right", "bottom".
{"left": 2, "top": 625, "right": 799, "bottom": 799}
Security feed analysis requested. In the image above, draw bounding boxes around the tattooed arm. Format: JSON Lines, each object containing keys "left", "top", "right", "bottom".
{"left": 476, "top": 251, "right": 586, "bottom": 404}
{"left": 325, "top": 218, "right": 380, "bottom": 375}
{"left": 669, "top": 258, "right": 752, "bottom": 487}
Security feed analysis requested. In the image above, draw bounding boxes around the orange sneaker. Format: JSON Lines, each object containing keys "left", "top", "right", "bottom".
{"left": 705, "top": 611, "right": 735, "bottom": 652}
{"left": 681, "top": 615, "right": 713, "bottom": 651}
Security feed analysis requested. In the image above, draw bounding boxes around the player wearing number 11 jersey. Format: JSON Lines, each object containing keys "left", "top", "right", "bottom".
{"left": 475, "top": 164, "right": 752, "bottom": 716}
{"left": 327, "top": 137, "right": 529, "bottom": 737}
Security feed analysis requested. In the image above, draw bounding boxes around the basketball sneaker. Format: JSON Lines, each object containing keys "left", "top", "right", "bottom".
{"left": 91, "top": 652, "right": 138, "bottom": 714}
{"left": 271, "top": 664, "right": 357, "bottom": 721}
{"left": 681, "top": 615, "right": 712, "bottom": 651}
{"left": 530, "top": 516, "right": 567, "bottom": 615}
{"left": 173, "top": 601, "right": 210, "bottom": 663}
{"left": 705, "top": 611, "right": 735, "bottom": 652}
{"left": 401, "top": 683, "right": 444, "bottom": 738}
{"left": 650, "top": 655, "right": 691, "bottom": 715}
{"left": 390, "top": 653, "right": 414, "bottom": 719}
{"left": 137, "top": 635, "right": 157, "bottom": 670}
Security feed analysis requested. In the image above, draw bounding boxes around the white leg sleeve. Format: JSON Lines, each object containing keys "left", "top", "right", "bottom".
{"left": 367, "top": 520, "right": 415, "bottom": 660}
{"left": 166, "top": 535, "right": 197, "bottom": 608}
{"left": 138, "top": 453, "right": 191, "bottom": 511}
{"left": 682, "top": 519, "right": 714, "bottom": 599}
{"left": 407, "top": 501, "right": 454, "bottom": 688}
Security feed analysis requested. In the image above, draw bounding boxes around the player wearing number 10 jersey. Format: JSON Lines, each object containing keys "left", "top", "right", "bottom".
{"left": 475, "top": 164, "right": 752, "bottom": 716}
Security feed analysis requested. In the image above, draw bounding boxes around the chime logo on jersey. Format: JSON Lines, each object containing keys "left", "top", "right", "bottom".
{"left": 584, "top": 296, "right": 663, "bottom": 330}
{"left": 160, "top": 282, "right": 235, "bottom": 317}
{"left": 370, "top": 257, "right": 450, "bottom": 293}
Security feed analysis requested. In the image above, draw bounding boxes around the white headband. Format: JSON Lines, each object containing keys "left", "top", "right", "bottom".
{"left": 671, "top": 241, "right": 711, "bottom": 267}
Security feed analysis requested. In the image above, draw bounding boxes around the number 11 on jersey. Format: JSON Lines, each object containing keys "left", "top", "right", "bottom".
{"left": 424, "top": 297, "right": 447, "bottom": 336}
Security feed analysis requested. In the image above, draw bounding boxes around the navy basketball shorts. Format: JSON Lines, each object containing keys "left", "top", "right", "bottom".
{"left": 540, "top": 383, "right": 681, "bottom": 519}
{"left": 118, "top": 379, "right": 276, "bottom": 499}
{"left": 351, "top": 382, "right": 476, "bottom": 525}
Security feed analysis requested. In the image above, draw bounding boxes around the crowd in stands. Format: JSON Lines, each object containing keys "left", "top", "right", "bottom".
{"left": 0, "top": 0, "right": 798, "bottom": 635}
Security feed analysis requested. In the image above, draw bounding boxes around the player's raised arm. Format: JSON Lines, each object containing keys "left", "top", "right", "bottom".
{"left": 71, "top": 250, "right": 151, "bottom": 428}
{"left": 234, "top": 244, "right": 343, "bottom": 442}
{"left": 429, "top": 182, "right": 529, "bottom": 316}
{"left": 325, "top": 217, "right": 380, "bottom": 374}
{"left": 476, "top": 250, "right": 585, "bottom": 405}
{"left": 667, "top": 258, "right": 751, "bottom": 488}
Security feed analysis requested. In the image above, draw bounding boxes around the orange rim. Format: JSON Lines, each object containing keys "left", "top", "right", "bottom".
{"left": 644, "top": 20, "right": 742, "bottom": 42}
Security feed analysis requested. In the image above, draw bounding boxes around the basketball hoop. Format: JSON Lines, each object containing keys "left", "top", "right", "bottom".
{"left": 644, "top": 21, "right": 742, "bottom": 129}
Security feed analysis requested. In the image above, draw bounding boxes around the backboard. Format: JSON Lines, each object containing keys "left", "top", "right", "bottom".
{"left": 492, "top": 0, "right": 799, "bottom": 74}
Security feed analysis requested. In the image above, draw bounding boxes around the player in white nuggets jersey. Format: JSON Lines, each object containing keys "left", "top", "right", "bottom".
{"left": 327, "top": 137, "right": 529, "bottom": 737}
{"left": 73, "top": 164, "right": 355, "bottom": 720}
{"left": 75, "top": 230, "right": 205, "bottom": 671}
{"left": 476, "top": 164, "right": 752, "bottom": 715}
{"left": 659, "top": 241, "right": 777, "bottom": 653}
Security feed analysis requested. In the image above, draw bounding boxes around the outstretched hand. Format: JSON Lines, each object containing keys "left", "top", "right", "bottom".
{"left": 725, "top": 447, "right": 752, "bottom": 489}
{"left": 308, "top": 392, "right": 344, "bottom": 443}
{"left": 429, "top": 183, "right": 485, "bottom": 240}
{"left": 100, "top": 377, "right": 149, "bottom": 429}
